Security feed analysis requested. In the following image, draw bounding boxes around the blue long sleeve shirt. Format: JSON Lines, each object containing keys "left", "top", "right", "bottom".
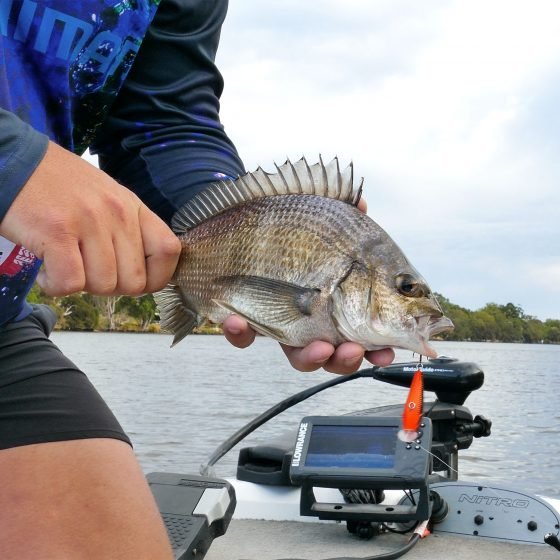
{"left": 0, "top": 0, "right": 244, "bottom": 326}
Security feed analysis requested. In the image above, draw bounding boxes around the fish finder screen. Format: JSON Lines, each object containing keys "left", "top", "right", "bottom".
{"left": 304, "top": 425, "right": 399, "bottom": 469}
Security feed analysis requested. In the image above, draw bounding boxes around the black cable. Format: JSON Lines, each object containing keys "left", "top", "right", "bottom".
{"left": 240, "top": 533, "right": 421, "bottom": 560}
{"left": 545, "top": 532, "right": 560, "bottom": 551}
{"left": 404, "top": 489, "right": 416, "bottom": 506}
{"left": 381, "top": 521, "right": 419, "bottom": 535}
{"left": 201, "top": 367, "right": 379, "bottom": 473}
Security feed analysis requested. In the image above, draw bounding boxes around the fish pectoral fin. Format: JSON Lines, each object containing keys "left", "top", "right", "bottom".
{"left": 153, "top": 284, "right": 200, "bottom": 347}
{"left": 212, "top": 275, "right": 323, "bottom": 340}
{"left": 212, "top": 299, "right": 286, "bottom": 342}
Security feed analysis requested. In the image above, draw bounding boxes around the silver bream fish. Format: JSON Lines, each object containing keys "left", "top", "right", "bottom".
{"left": 155, "top": 157, "right": 453, "bottom": 357}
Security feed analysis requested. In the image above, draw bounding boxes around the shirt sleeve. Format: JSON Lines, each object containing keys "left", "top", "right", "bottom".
{"left": 0, "top": 108, "right": 49, "bottom": 223}
{"left": 90, "top": 0, "right": 245, "bottom": 226}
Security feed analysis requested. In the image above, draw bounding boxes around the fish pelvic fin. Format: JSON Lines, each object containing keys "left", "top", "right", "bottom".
{"left": 171, "top": 156, "right": 363, "bottom": 234}
{"left": 154, "top": 284, "right": 200, "bottom": 347}
{"left": 212, "top": 300, "right": 286, "bottom": 342}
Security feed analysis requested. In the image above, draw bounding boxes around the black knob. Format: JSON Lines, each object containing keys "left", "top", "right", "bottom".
{"left": 473, "top": 415, "right": 492, "bottom": 438}
{"left": 527, "top": 521, "right": 538, "bottom": 531}
{"left": 474, "top": 515, "right": 484, "bottom": 525}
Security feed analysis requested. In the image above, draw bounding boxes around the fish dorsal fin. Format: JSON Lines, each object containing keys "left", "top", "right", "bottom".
{"left": 171, "top": 156, "right": 364, "bottom": 234}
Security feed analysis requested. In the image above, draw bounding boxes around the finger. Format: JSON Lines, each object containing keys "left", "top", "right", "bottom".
{"left": 322, "top": 342, "right": 365, "bottom": 375}
{"left": 111, "top": 208, "right": 147, "bottom": 296}
{"left": 357, "top": 197, "right": 367, "bottom": 214}
{"left": 223, "top": 315, "right": 256, "bottom": 348}
{"left": 364, "top": 347, "right": 395, "bottom": 367}
{"left": 80, "top": 230, "right": 119, "bottom": 295}
{"left": 139, "top": 206, "right": 182, "bottom": 293}
{"left": 37, "top": 242, "right": 85, "bottom": 296}
{"left": 280, "top": 341, "right": 336, "bottom": 372}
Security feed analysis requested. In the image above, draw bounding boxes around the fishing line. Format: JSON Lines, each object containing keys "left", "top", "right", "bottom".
{"left": 419, "top": 444, "right": 458, "bottom": 477}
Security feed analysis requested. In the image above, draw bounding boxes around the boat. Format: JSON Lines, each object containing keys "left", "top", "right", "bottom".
{"left": 147, "top": 356, "right": 560, "bottom": 559}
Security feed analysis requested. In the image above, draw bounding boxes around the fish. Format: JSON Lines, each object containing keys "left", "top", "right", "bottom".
{"left": 398, "top": 366, "right": 424, "bottom": 443}
{"left": 154, "top": 156, "right": 453, "bottom": 356}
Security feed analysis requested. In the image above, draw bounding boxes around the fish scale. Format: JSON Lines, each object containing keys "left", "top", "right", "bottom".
{"left": 155, "top": 157, "right": 453, "bottom": 353}
{"left": 178, "top": 196, "right": 355, "bottom": 286}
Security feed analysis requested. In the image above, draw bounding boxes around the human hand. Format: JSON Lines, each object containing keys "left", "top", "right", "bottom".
{"left": 0, "top": 141, "right": 181, "bottom": 296}
{"left": 222, "top": 315, "right": 395, "bottom": 374}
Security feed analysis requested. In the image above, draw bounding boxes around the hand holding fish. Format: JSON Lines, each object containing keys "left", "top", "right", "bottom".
{"left": 0, "top": 141, "right": 182, "bottom": 296}
{"left": 222, "top": 315, "right": 395, "bottom": 373}
{"left": 155, "top": 157, "right": 453, "bottom": 368}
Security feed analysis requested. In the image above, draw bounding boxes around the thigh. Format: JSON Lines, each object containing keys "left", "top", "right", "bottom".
{"left": 0, "top": 306, "right": 173, "bottom": 558}
{"left": 0, "top": 304, "right": 130, "bottom": 448}
{"left": 0, "top": 438, "right": 174, "bottom": 559}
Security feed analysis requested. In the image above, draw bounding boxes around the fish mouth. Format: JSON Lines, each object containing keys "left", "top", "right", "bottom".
{"left": 426, "top": 315, "right": 454, "bottom": 337}
{"left": 414, "top": 315, "right": 454, "bottom": 358}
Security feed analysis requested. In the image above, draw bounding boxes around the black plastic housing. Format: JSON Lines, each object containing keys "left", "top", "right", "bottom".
{"left": 371, "top": 356, "right": 484, "bottom": 404}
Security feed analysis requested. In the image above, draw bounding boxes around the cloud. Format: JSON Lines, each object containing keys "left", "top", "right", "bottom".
{"left": 214, "top": 0, "right": 560, "bottom": 319}
{"left": 526, "top": 262, "right": 560, "bottom": 294}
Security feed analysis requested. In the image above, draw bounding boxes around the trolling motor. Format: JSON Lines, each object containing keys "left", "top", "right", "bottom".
{"left": 360, "top": 356, "right": 491, "bottom": 480}
{"left": 235, "top": 357, "right": 491, "bottom": 536}
{"left": 237, "top": 356, "right": 491, "bottom": 489}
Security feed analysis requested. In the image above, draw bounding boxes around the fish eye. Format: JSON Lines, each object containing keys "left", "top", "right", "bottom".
{"left": 395, "top": 273, "right": 427, "bottom": 298}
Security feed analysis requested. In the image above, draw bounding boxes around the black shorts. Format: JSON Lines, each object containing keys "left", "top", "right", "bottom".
{"left": 0, "top": 304, "right": 131, "bottom": 450}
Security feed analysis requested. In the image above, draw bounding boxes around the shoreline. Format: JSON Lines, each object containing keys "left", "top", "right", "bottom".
{"left": 51, "top": 326, "right": 559, "bottom": 345}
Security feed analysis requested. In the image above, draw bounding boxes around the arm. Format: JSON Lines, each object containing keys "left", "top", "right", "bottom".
{"left": 90, "top": 0, "right": 244, "bottom": 225}
{"left": 0, "top": 109, "right": 48, "bottom": 223}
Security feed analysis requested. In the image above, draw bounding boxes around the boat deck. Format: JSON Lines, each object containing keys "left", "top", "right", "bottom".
{"left": 206, "top": 518, "right": 558, "bottom": 559}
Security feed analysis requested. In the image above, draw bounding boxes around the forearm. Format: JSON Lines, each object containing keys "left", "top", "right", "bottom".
{"left": 0, "top": 109, "right": 48, "bottom": 224}
{"left": 91, "top": 0, "right": 244, "bottom": 225}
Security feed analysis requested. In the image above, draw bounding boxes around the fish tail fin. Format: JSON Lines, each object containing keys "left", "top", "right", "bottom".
{"left": 398, "top": 367, "right": 424, "bottom": 442}
{"left": 154, "top": 284, "right": 199, "bottom": 347}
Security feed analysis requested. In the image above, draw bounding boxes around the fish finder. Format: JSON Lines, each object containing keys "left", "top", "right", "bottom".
{"left": 289, "top": 416, "right": 433, "bottom": 522}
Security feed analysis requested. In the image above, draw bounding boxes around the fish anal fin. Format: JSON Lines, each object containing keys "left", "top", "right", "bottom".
{"left": 154, "top": 284, "right": 200, "bottom": 347}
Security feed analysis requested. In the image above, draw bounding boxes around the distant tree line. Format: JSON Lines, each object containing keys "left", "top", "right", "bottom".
{"left": 26, "top": 284, "right": 560, "bottom": 343}
{"left": 27, "top": 285, "right": 159, "bottom": 332}
{"left": 436, "top": 295, "right": 560, "bottom": 344}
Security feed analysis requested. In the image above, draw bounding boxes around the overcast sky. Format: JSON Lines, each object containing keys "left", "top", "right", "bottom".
{"left": 213, "top": 0, "right": 560, "bottom": 320}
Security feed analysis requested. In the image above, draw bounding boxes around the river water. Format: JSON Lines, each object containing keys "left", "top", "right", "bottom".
{"left": 51, "top": 332, "right": 560, "bottom": 498}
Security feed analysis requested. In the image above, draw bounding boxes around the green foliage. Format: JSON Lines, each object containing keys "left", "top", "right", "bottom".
{"left": 116, "top": 295, "right": 157, "bottom": 328}
{"left": 58, "top": 294, "right": 99, "bottom": 331}
{"left": 436, "top": 294, "right": 557, "bottom": 343}
{"left": 23, "top": 285, "right": 560, "bottom": 344}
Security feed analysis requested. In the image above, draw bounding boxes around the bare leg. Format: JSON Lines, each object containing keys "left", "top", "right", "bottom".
{"left": 0, "top": 438, "right": 174, "bottom": 560}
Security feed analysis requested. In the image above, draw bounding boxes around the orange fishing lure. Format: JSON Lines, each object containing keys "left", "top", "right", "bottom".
{"left": 397, "top": 365, "right": 424, "bottom": 443}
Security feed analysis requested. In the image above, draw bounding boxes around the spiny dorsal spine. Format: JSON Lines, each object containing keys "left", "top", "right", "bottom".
{"left": 171, "top": 156, "right": 363, "bottom": 234}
